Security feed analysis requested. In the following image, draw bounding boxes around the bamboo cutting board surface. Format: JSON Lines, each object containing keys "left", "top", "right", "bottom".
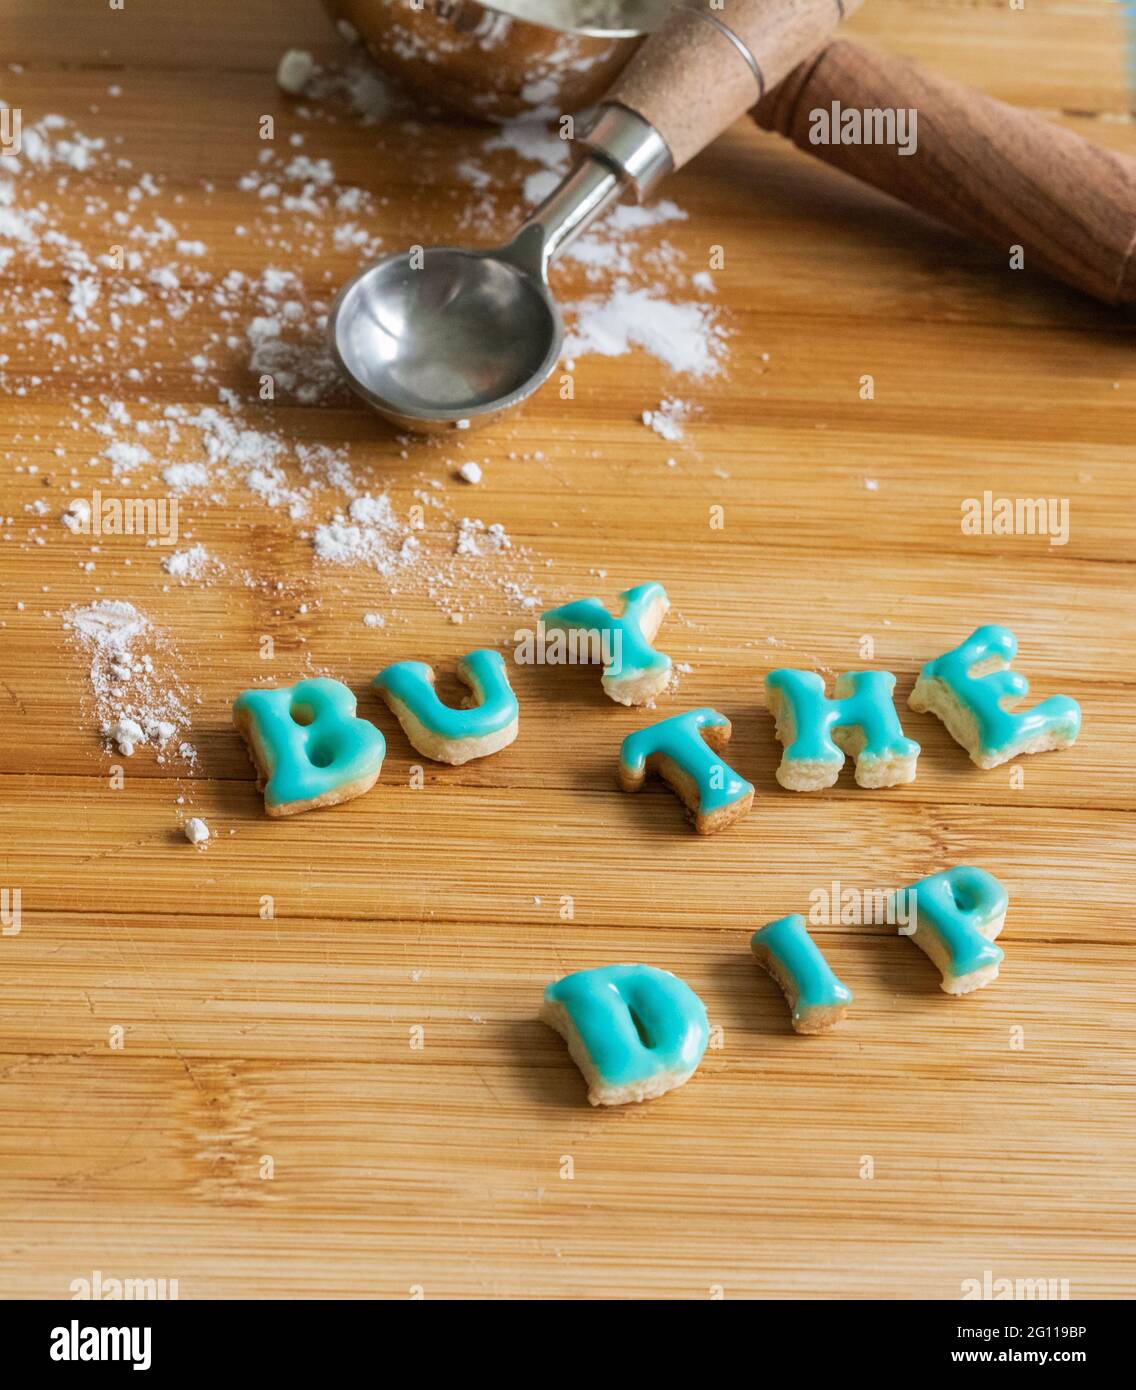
{"left": 1, "top": 0, "right": 1134, "bottom": 1299}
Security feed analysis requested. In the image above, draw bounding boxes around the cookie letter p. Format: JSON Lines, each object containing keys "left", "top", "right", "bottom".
{"left": 233, "top": 677, "right": 385, "bottom": 817}
{"left": 901, "top": 865, "right": 1009, "bottom": 995}
{"left": 541, "top": 964, "right": 709, "bottom": 1106}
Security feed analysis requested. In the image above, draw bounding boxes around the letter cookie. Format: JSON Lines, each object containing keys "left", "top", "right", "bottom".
{"left": 619, "top": 707, "right": 754, "bottom": 834}
{"left": 765, "top": 669, "right": 920, "bottom": 790}
{"left": 233, "top": 677, "right": 385, "bottom": 817}
{"left": 750, "top": 914, "right": 852, "bottom": 1033}
{"left": 541, "top": 580, "right": 671, "bottom": 705}
{"left": 541, "top": 964, "right": 709, "bottom": 1106}
{"left": 900, "top": 865, "right": 1008, "bottom": 995}
{"left": 373, "top": 648, "right": 518, "bottom": 765}
{"left": 909, "top": 624, "right": 1081, "bottom": 769}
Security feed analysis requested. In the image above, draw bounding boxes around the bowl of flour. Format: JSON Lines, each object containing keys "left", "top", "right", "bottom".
{"left": 322, "top": 0, "right": 669, "bottom": 121}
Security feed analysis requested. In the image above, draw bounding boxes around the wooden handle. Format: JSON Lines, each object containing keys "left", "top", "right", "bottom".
{"left": 610, "top": 0, "right": 860, "bottom": 172}
{"left": 753, "top": 38, "right": 1136, "bottom": 306}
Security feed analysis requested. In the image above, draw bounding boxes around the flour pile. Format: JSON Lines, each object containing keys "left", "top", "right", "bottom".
{"left": 63, "top": 600, "right": 194, "bottom": 763}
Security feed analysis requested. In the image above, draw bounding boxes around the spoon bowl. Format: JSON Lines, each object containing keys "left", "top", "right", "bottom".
{"left": 330, "top": 245, "right": 563, "bottom": 431}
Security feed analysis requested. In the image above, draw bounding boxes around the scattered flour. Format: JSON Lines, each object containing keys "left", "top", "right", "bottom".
{"left": 641, "top": 397, "right": 689, "bottom": 442}
{"left": 183, "top": 816, "right": 210, "bottom": 845}
{"left": 564, "top": 288, "right": 726, "bottom": 377}
{"left": 63, "top": 600, "right": 192, "bottom": 762}
{"left": 161, "top": 544, "right": 213, "bottom": 582}
{"left": 277, "top": 50, "right": 317, "bottom": 96}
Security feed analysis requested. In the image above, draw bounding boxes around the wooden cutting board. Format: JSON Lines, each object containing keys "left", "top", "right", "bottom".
{"left": 1, "top": 0, "right": 1133, "bottom": 1298}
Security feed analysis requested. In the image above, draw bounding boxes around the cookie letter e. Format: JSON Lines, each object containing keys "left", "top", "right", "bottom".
{"left": 909, "top": 625, "right": 1080, "bottom": 769}
{"left": 233, "top": 677, "right": 385, "bottom": 816}
{"left": 541, "top": 964, "right": 709, "bottom": 1106}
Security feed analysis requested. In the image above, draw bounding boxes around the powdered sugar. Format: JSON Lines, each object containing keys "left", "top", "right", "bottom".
{"left": 564, "top": 288, "right": 726, "bottom": 377}
{"left": 63, "top": 600, "right": 193, "bottom": 763}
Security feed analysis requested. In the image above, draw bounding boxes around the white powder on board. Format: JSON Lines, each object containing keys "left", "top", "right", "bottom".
{"left": 564, "top": 288, "right": 726, "bottom": 377}
{"left": 161, "top": 544, "right": 215, "bottom": 582}
{"left": 63, "top": 600, "right": 193, "bottom": 762}
{"left": 641, "top": 397, "right": 689, "bottom": 441}
{"left": 184, "top": 815, "right": 210, "bottom": 845}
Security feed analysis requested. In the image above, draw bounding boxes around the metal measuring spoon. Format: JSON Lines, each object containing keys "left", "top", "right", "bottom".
{"left": 329, "top": 1, "right": 860, "bottom": 432}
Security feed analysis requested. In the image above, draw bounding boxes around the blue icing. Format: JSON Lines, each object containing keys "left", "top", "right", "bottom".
{"left": 904, "top": 866, "right": 1007, "bottom": 980}
{"left": 233, "top": 677, "right": 385, "bottom": 810}
{"left": 544, "top": 964, "right": 709, "bottom": 1088}
{"left": 766, "top": 668, "right": 919, "bottom": 766}
{"left": 914, "top": 625, "right": 1081, "bottom": 758}
{"left": 541, "top": 581, "right": 670, "bottom": 686}
{"left": 751, "top": 914, "right": 852, "bottom": 1020}
{"left": 374, "top": 648, "right": 517, "bottom": 741}
{"left": 620, "top": 707, "right": 753, "bottom": 814}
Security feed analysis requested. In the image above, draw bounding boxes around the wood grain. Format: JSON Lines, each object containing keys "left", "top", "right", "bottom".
{"left": 0, "top": 0, "right": 1134, "bottom": 1299}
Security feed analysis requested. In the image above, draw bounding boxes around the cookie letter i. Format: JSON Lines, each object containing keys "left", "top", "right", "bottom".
{"left": 909, "top": 625, "right": 1081, "bottom": 768}
{"left": 233, "top": 677, "right": 386, "bottom": 817}
{"left": 541, "top": 964, "right": 709, "bottom": 1106}
{"left": 619, "top": 707, "right": 754, "bottom": 833}
{"left": 751, "top": 914, "right": 852, "bottom": 1033}
{"left": 540, "top": 581, "right": 671, "bottom": 705}
{"left": 765, "top": 669, "right": 920, "bottom": 790}
{"left": 373, "top": 649, "right": 519, "bottom": 765}
{"left": 900, "top": 865, "right": 1008, "bottom": 995}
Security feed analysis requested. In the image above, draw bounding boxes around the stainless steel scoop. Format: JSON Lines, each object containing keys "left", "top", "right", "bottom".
{"left": 329, "top": 0, "right": 861, "bottom": 432}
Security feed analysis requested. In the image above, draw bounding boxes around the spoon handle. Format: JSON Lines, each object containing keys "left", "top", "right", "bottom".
{"left": 607, "top": 0, "right": 862, "bottom": 176}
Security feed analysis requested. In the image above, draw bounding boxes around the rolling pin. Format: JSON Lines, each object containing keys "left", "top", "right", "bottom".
{"left": 753, "top": 38, "right": 1136, "bottom": 306}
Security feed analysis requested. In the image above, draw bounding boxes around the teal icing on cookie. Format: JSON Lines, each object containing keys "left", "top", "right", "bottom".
{"left": 904, "top": 865, "right": 1007, "bottom": 980}
{"left": 541, "top": 581, "right": 670, "bottom": 688}
{"left": 766, "top": 669, "right": 920, "bottom": 768}
{"left": 913, "top": 625, "right": 1081, "bottom": 758}
{"left": 620, "top": 708, "right": 753, "bottom": 815}
{"left": 373, "top": 649, "right": 518, "bottom": 741}
{"left": 544, "top": 964, "right": 709, "bottom": 1089}
{"left": 233, "top": 677, "right": 385, "bottom": 810}
{"left": 751, "top": 914, "right": 853, "bottom": 1021}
